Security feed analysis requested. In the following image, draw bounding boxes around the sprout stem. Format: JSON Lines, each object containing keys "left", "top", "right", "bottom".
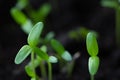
{"left": 47, "top": 62, "right": 52, "bottom": 80}
{"left": 91, "top": 75, "right": 94, "bottom": 80}
{"left": 40, "top": 61, "right": 47, "bottom": 79}
{"left": 31, "top": 52, "right": 36, "bottom": 79}
{"left": 116, "top": 4, "right": 120, "bottom": 46}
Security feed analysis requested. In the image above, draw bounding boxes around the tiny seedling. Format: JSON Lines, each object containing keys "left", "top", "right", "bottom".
{"left": 10, "top": 7, "right": 33, "bottom": 34}
{"left": 50, "top": 39, "right": 76, "bottom": 77}
{"left": 14, "top": 22, "right": 58, "bottom": 80}
{"left": 51, "top": 39, "right": 72, "bottom": 62}
{"left": 10, "top": 0, "right": 51, "bottom": 34}
{"left": 68, "top": 27, "right": 98, "bottom": 41}
{"left": 86, "top": 32, "right": 100, "bottom": 80}
{"left": 101, "top": 0, "right": 120, "bottom": 46}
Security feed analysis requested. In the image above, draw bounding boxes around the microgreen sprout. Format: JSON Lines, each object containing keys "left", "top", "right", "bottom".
{"left": 51, "top": 39, "right": 72, "bottom": 61}
{"left": 69, "top": 27, "right": 98, "bottom": 41}
{"left": 10, "top": 7, "right": 32, "bottom": 34}
{"left": 10, "top": 0, "right": 51, "bottom": 34}
{"left": 15, "top": 22, "right": 58, "bottom": 80}
{"left": 86, "top": 32, "right": 100, "bottom": 80}
{"left": 101, "top": 0, "right": 120, "bottom": 46}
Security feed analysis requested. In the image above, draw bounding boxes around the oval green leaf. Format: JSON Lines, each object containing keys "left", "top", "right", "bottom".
{"left": 48, "top": 56, "right": 58, "bottom": 63}
{"left": 51, "top": 39, "right": 65, "bottom": 55}
{"left": 86, "top": 32, "right": 99, "bottom": 56}
{"left": 62, "top": 51, "right": 72, "bottom": 61}
{"left": 15, "top": 45, "right": 32, "bottom": 64}
{"left": 10, "top": 7, "right": 27, "bottom": 25}
{"left": 27, "top": 22, "right": 43, "bottom": 47}
{"left": 88, "top": 56, "right": 100, "bottom": 76}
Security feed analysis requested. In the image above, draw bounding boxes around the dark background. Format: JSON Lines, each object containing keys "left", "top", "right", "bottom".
{"left": 0, "top": 0, "right": 120, "bottom": 80}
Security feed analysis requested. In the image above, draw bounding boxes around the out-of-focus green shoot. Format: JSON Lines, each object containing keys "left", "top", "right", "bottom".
{"left": 69, "top": 27, "right": 98, "bottom": 41}
{"left": 10, "top": 0, "right": 51, "bottom": 34}
{"left": 101, "top": 0, "right": 120, "bottom": 46}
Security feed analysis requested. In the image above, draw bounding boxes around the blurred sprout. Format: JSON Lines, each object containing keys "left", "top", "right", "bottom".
{"left": 51, "top": 39, "right": 72, "bottom": 61}
{"left": 10, "top": 1, "right": 51, "bottom": 34}
{"left": 10, "top": 7, "right": 33, "bottom": 34}
{"left": 29, "top": 3, "right": 51, "bottom": 22}
{"left": 10, "top": 7, "right": 27, "bottom": 25}
{"left": 101, "top": 0, "right": 117, "bottom": 8}
{"left": 101, "top": 0, "right": 120, "bottom": 46}
{"left": 16, "top": 0, "right": 28, "bottom": 10}
{"left": 69, "top": 27, "right": 98, "bottom": 41}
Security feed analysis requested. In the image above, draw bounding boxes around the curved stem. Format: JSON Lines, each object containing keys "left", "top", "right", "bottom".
{"left": 47, "top": 62, "right": 52, "bottom": 80}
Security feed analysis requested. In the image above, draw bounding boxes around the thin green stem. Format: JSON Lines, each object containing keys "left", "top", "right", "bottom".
{"left": 47, "top": 62, "right": 52, "bottom": 80}
{"left": 40, "top": 61, "right": 47, "bottom": 79}
{"left": 31, "top": 52, "right": 37, "bottom": 80}
{"left": 91, "top": 75, "right": 94, "bottom": 80}
{"left": 67, "top": 61, "right": 75, "bottom": 78}
{"left": 115, "top": 0, "right": 120, "bottom": 47}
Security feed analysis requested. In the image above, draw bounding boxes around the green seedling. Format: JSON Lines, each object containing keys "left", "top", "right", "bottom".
{"left": 15, "top": 22, "right": 58, "bottom": 80}
{"left": 86, "top": 32, "right": 100, "bottom": 80}
{"left": 29, "top": 3, "right": 51, "bottom": 23}
{"left": 50, "top": 39, "right": 77, "bottom": 79}
{"left": 66, "top": 52, "right": 80, "bottom": 78}
{"left": 51, "top": 39, "right": 72, "bottom": 61}
{"left": 10, "top": 7, "right": 27, "bottom": 25}
{"left": 10, "top": 7, "right": 32, "bottom": 34}
{"left": 69, "top": 27, "right": 98, "bottom": 41}
{"left": 10, "top": 0, "right": 51, "bottom": 34}
{"left": 101, "top": 0, "right": 120, "bottom": 46}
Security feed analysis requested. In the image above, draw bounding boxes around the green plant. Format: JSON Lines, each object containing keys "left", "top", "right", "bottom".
{"left": 86, "top": 32, "right": 100, "bottom": 80}
{"left": 68, "top": 27, "right": 98, "bottom": 41}
{"left": 50, "top": 39, "right": 76, "bottom": 76}
{"left": 15, "top": 22, "right": 58, "bottom": 80}
{"left": 101, "top": 0, "right": 120, "bottom": 46}
{"left": 10, "top": 0, "right": 51, "bottom": 34}
{"left": 51, "top": 39, "right": 72, "bottom": 61}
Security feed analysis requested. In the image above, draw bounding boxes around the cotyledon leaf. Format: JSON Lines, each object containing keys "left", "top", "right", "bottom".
{"left": 15, "top": 45, "right": 32, "bottom": 64}
{"left": 86, "top": 32, "right": 99, "bottom": 56}
{"left": 27, "top": 22, "right": 43, "bottom": 47}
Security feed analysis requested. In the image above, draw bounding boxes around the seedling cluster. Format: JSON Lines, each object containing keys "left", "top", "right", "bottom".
{"left": 14, "top": 22, "right": 74, "bottom": 80}
{"left": 14, "top": 22, "right": 100, "bottom": 80}
{"left": 12, "top": 0, "right": 102, "bottom": 80}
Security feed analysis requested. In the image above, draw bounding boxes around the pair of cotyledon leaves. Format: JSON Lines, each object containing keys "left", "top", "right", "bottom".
{"left": 15, "top": 22, "right": 72, "bottom": 65}
{"left": 86, "top": 32, "right": 100, "bottom": 76}
{"left": 15, "top": 22, "right": 57, "bottom": 64}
